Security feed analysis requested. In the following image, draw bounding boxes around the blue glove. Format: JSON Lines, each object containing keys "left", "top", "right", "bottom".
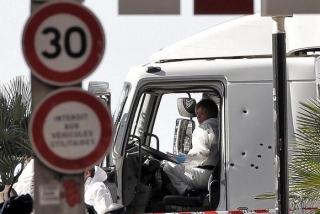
{"left": 176, "top": 154, "right": 186, "bottom": 163}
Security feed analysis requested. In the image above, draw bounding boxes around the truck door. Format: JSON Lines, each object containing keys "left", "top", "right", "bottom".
{"left": 118, "top": 81, "right": 226, "bottom": 213}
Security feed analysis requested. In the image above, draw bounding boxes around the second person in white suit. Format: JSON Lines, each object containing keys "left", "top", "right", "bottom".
{"left": 163, "top": 98, "right": 219, "bottom": 195}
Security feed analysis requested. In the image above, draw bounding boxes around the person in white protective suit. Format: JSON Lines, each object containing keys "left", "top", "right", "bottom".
{"left": 12, "top": 158, "right": 112, "bottom": 214}
{"left": 84, "top": 166, "right": 113, "bottom": 214}
{"left": 163, "top": 98, "right": 219, "bottom": 195}
{"left": 13, "top": 158, "right": 34, "bottom": 198}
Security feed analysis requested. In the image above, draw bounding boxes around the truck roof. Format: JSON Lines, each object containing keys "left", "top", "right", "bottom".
{"left": 126, "top": 57, "right": 316, "bottom": 85}
{"left": 149, "top": 12, "right": 320, "bottom": 61}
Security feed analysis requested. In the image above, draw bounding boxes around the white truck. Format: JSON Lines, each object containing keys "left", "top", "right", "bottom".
{"left": 94, "top": 13, "right": 320, "bottom": 213}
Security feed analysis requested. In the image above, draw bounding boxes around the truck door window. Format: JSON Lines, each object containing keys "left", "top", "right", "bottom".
{"left": 152, "top": 93, "right": 202, "bottom": 154}
{"left": 130, "top": 93, "right": 156, "bottom": 142}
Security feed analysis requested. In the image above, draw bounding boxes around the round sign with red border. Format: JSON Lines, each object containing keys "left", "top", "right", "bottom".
{"left": 29, "top": 88, "right": 113, "bottom": 173}
{"left": 22, "top": 1, "right": 105, "bottom": 86}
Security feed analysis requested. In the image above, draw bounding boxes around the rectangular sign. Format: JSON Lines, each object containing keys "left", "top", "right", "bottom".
{"left": 39, "top": 183, "right": 60, "bottom": 205}
{"left": 261, "top": 0, "right": 320, "bottom": 16}
{"left": 194, "top": 0, "right": 253, "bottom": 15}
{"left": 119, "top": 0, "right": 180, "bottom": 14}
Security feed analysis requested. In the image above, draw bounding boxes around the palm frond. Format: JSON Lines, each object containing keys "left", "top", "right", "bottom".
{"left": 290, "top": 97, "right": 320, "bottom": 202}
{"left": 0, "top": 76, "right": 32, "bottom": 185}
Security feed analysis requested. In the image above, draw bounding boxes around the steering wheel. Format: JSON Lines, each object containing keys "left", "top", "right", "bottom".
{"left": 135, "top": 142, "right": 180, "bottom": 164}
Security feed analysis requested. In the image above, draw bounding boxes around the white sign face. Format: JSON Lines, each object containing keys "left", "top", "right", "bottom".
{"left": 30, "top": 88, "right": 113, "bottom": 174}
{"left": 43, "top": 101, "right": 101, "bottom": 159}
{"left": 22, "top": 1, "right": 105, "bottom": 86}
{"left": 35, "top": 14, "right": 92, "bottom": 72}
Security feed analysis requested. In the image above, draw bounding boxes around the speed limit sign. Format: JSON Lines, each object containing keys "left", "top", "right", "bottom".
{"left": 22, "top": 1, "right": 105, "bottom": 86}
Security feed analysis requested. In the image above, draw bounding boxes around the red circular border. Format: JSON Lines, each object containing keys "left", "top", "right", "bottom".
{"left": 23, "top": 2, "right": 105, "bottom": 86}
{"left": 29, "top": 88, "right": 113, "bottom": 173}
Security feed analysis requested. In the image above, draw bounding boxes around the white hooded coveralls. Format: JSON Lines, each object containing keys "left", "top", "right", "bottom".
{"left": 163, "top": 118, "right": 219, "bottom": 194}
{"left": 85, "top": 166, "right": 113, "bottom": 214}
{"left": 13, "top": 159, "right": 34, "bottom": 198}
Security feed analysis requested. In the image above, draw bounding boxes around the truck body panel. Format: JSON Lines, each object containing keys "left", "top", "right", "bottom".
{"left": 109, "top": 56, "right": 318, "bottom": 213}
{"left": 149, "top": 13, "right": 320, "bottom": 61}
{"left": 102, "top": 13, "right": 320, "bottom": 213}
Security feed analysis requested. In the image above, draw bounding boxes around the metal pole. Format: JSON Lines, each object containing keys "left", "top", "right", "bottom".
{"left": 272, "top": 16, "right": 289, "bottom": 214}
{"left": 30, "top": 1, "right": 85, "bottom": 214}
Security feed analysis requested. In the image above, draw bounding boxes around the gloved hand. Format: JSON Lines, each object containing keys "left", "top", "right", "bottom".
{"left": 175, "top": 154, "right": 186, "bottom": 163}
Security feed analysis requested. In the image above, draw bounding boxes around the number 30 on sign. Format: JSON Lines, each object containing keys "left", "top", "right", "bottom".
{"left": 22, "top": 1, "right": 105, "bottom": 86}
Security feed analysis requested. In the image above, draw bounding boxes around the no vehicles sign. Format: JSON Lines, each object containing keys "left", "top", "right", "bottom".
{"left": 29, "top": 88, "right": 113, "bottom": 173}
{"left": 22, "top": 1, "right": 105, "bottom": 86}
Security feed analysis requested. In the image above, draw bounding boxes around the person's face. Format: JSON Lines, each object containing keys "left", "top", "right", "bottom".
{"left": 196, "top": 107, "right": 211, "bottom": 124}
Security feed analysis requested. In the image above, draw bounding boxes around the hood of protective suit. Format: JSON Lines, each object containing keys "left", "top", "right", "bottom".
{"left": 85, "top": 166, "right": 108, "bottom": 189}
{"left": 93, "top": 166, "right": 108, "bottom": 183}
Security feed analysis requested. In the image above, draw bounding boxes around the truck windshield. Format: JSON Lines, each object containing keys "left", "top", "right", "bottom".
{"left": 113, "top": 83, "right": 130, "bottom": 129}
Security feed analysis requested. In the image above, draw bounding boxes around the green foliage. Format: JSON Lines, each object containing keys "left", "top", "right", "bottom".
{"left": 0, "top": 76, "right": 32, "bottom": 185}
{"left": 256, "top": 98, "right": 320, "bottom": 209}
{"left": 289, "top": 98, "right": 320, "bottom": 203}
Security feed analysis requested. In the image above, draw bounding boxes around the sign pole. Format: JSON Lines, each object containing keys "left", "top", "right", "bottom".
{"left": 30, "top": 0, "right": 84, "bottom": 212}
{"left": 27, "top": 1, "right": 107, "bottom": 214}
{"left": 262, "top": 0, "right": 320, "bottom": 213}
{"left": 272, "top": 16, "right": 288, "bottom": 214}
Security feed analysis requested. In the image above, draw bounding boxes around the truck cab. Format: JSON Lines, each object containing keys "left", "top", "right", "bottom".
{"left": 103, "top": 13, "right": 320, "bottom": 213}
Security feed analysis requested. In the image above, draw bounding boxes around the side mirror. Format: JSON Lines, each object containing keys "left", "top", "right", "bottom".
{"left": 88, "top": 81, "right": 111, "bottom": 109}
{"left": 177, "top": 98, "right": 196, "bottom": 118}
{"left": 88, "top": 81, "right": 113, "bottom": 168}
{"left": 173, "top": 118, "right": 195, "bottom": 154}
